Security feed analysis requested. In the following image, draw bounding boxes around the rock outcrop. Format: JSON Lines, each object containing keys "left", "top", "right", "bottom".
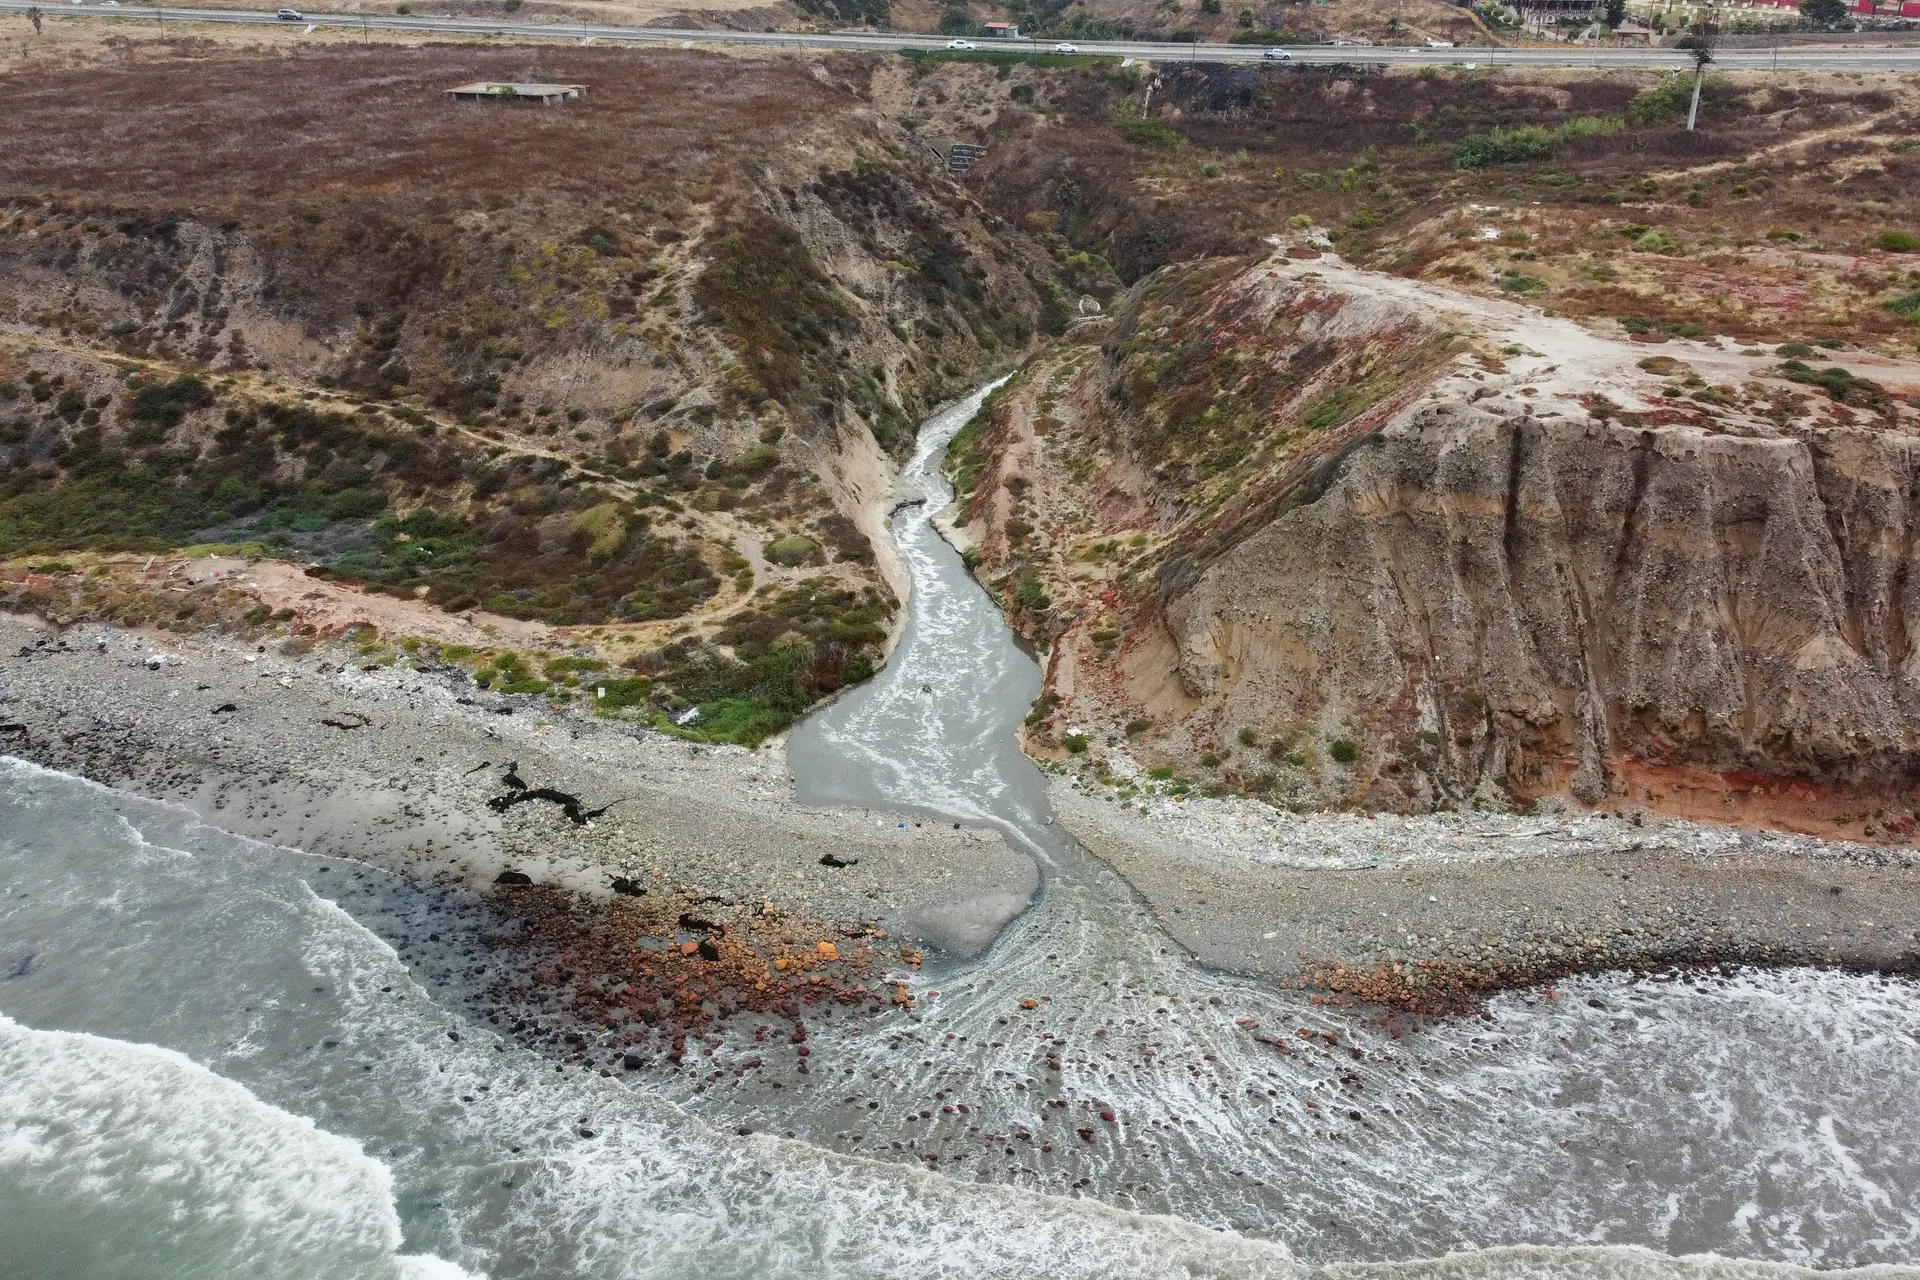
{"left": 1168, "top": 400, "right": 1920, "bottom": 811}
{"left": 956, "top": 249, "right": 1920, "bottom": 831}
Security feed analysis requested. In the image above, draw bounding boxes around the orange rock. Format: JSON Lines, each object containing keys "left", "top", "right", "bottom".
{"left": 816, "top": 941, "right": 839, "bottom": 960}
{"left": 1019, "top": 997, "right": 1039, "bottom": 1010}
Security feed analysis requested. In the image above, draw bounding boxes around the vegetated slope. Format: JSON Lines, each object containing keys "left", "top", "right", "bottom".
{"left": 952, "top": 246, "right": 1920, "bottom": 840}
{"left": 0, "top": 43, "right": 1061, "bottom": 741}
{"left": 963, "top": 61, "right": 1920, "bottom": 340}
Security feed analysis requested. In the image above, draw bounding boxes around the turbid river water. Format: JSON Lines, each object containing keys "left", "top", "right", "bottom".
{"left": 2, "top": 381, "right": 1918, "bottom": 1278}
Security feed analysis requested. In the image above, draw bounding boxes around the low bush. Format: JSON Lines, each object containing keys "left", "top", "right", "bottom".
{"left": 590, "top": 677, "right": 652, "bottom": 713}
{"left": 1883, "top": 290, "right": 1920, "bottom": 323}
{"left": 1118, "top": 110, "right": 1181, "bottom": 151}
{"left": 1625, "top": 74, "right": 1694, "bottom": 125}
{"left": 1453, "top": 117, "right": 1619, "bottom": 170}
{"left": 1777, "top": 360, "right": 1885, "bottom": 405}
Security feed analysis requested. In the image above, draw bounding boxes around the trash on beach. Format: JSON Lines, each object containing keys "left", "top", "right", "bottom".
{"left": 673, "top": 706, "right": 702, "bottom": 726}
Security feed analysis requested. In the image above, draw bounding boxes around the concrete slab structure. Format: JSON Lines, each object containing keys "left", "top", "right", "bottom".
{"left": 444, "top": 82, "right": 587, "bottom": 104}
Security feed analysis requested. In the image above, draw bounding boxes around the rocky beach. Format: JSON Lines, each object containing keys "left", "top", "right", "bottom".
{"left": 9, "top": 599, "right": 1920, "bottom": 1034}
{"left": 0, "top": 608, "right": 1037, "bottom": 1060}
{"left": 1054, "top": 776, "right": 1920, "bottom": 1013}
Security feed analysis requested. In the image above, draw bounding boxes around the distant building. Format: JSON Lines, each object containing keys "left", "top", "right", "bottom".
{"left": 444, "top": 82, "right": 587, "bottom": 104}
{"left": 983, "top": 21, "right": 1020, "bottom": 36}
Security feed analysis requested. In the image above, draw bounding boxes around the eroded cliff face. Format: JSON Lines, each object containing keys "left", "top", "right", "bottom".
{"left": 1169, "top": 402, "right": 1920, "bottom": 815}
{"left": 955, "top": 249, "right": 1920, "bottom": 835}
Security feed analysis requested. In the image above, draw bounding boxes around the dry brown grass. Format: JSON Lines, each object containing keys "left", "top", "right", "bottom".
{"left": 0, "top": 41, "right": 867, "bottom": 205}
{"left": 961, "top": 62, "right": 1920, "bottom": 348}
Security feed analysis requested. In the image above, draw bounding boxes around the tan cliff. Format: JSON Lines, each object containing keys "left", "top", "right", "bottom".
{"left": 953, "top": 248, "right": 1920, "bottom": 838}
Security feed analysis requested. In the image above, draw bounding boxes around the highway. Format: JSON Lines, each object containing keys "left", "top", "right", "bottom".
{"left": 5, "top": 0, "right": 1920, "bottom": 69}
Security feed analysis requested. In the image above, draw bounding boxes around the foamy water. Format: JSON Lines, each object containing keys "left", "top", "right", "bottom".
{"left": 2, "top": 383, "right": 1918, "bottom": 1278}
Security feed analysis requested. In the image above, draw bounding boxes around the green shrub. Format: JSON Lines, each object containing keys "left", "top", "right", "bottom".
{"left": 1329, "top": 738, "right": 1358, "bottom": 764}
{"left": 1010, "top": 572, "right": 1050, "bottom": 611}
{"left": 1454, "top": 126, "right": 1556, "bottom": 169}
{"left": 128, "top": 375, "right": 212, "bottom": 429}
{"left": 590, "top": 676, "right": 652, "bottom": 712}
{"left": 766, "top": 534, "right": 823, "bottom": 567}
{"left": 325, "top": 488, "right": 387, "bottom": 520}
{"left": 1064, "top": 732, "right": 1090, "bottom": 753}
{"left": 1453, "top": 118, "right": 1618, "bottom": 170}
{"left": 1883, "top": 290, "right": 1920, "bottom": 324}
{"left": 1877, "top": 231, "right": 1918, "bottom": 253}
{"left": 1499, "top": 273, "right": 1547, "bottom": 296}
{"left": 1776, "top": 360, "right": 1885, "bottom": 404}
{"left": 658, "top": 696, "right": 792, "bottom": 747}
{"left": 1119, "top": 109, "right": 1181, "bottom": 150}
{"left": 1774, "top": 342, "right": 1816, "bottom": 356}
{"left": 1626, "top": 73, "right": 1693, "bottom": 125}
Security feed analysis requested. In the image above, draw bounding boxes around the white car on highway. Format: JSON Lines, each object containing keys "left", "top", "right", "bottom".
{"left": 1054, "top": 41, "right": 1078, "bottom": 53}
{"left": 946, "top": 38, "right": 976, "bottom": 49}
{"left": 1262, "top": 46, "right": 1291, "bottom": 60}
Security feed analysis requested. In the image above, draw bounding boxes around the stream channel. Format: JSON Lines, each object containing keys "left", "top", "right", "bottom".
{"left": 1, "top": 380, "right": 1917, "bottom": 1278}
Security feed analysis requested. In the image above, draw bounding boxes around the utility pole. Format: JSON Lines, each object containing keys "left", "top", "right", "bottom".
{"left": 1684, "top": 3, "right": 1716, "bottom": 129}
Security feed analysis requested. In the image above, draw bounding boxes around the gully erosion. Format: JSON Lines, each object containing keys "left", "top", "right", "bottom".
{"left": 3, "top": 32, "right": 1920, "bottom": 1280}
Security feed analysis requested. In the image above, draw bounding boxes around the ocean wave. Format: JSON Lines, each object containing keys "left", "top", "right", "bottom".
{"left": 0, "top": 1014, "right": 482, "bottom": 1280}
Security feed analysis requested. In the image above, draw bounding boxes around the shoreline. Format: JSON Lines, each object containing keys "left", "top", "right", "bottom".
{"left": 9, "top": 598, "right": 1920, "bottom": 1031}
{"left": 1052, "top": 773, "right": 1920, "bottom": 1013}
{"left": 0, "top": 610, "right": 1038, "bottom": 1050}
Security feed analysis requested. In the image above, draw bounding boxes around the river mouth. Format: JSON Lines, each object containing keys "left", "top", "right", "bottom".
{"left": 1, "top": 381, "right": 1918, "bottom": 1278}
{"left": 784, "top": 380, "right": 1920, "bottom": 1267}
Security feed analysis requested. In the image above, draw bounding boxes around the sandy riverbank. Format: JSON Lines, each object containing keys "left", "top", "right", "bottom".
{"left": 0, "top": 612, "right": 1036, "bottom": 960}
{"left": 1052, "top": 773, "right": 1920, "bottom": 1010}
